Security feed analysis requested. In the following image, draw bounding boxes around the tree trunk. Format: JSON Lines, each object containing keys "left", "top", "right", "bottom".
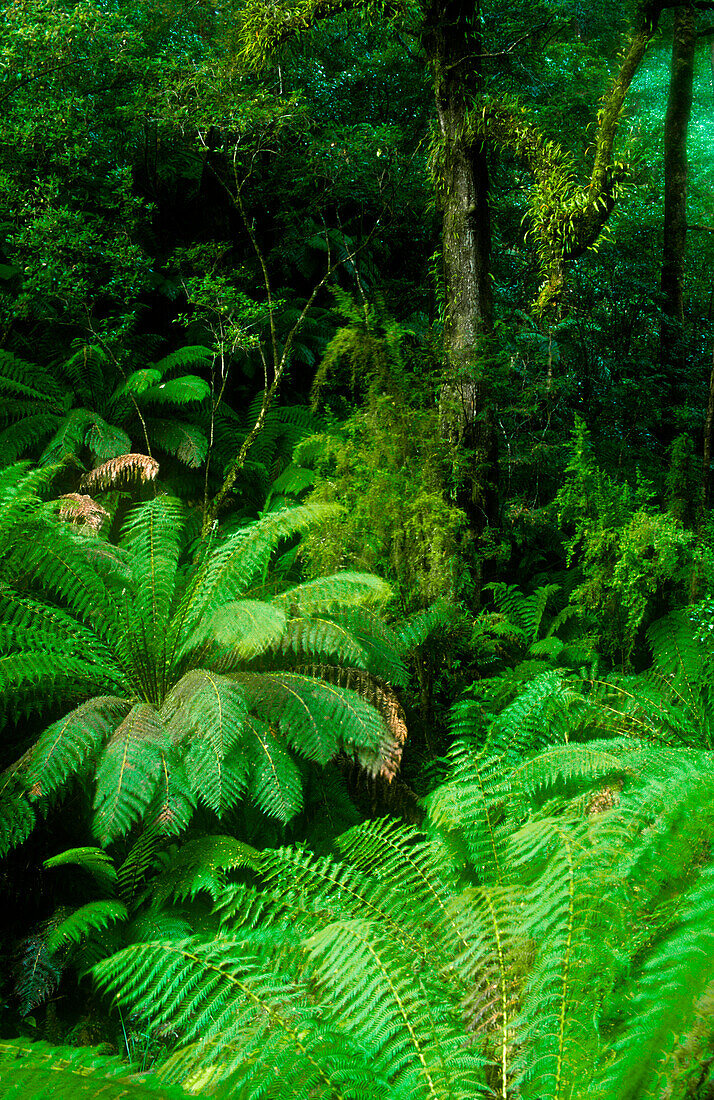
{"left": 423, "top": 1, "right": 499, "bottom": 536}
{"left": 660, "top": 1, "right": 696, "bottom": 429}
{"left": 702, "top": 351, "right": 714, "bottom": 513}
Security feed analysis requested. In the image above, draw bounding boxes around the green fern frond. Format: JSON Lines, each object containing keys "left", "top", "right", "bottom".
{"left": 147, "top": 418, "right": 208, "bottom": 467}
{"left": 93, "top": 704, "right": 169, "bottom": 845}
{"left": 26, "top": 697, "right": 130, "bottom": 799}
{"left": 244, "top": 717, "right": 303, "bottom": 822}
{"left": 0, "top": 781, "right": 35, "bottom": 857}
{"left": 329, "top": 606, "right": 408, "bottom": 687}
{"left": 240, "top": 671, "right": 386, "bottom": 765}
{"left": 646, "top": 610, "right": 709, "bottom": 724}
{"left": 151, "top": 345, "right": 213, "bottom": 376}
{"left": 514, "top": 741, "right": 633, "bottom": 797}
{"left": 0, "top": 650, "right": 120, "bottom": 724}
{"left": 44, "top": 846, "right": 118, "bottom": 892}
{"left": 0, "top": 415, "right": 62, "bottom": 463}
{"left": 94, "top": 935, "right": 382, "bottom": 1099}
{"left": 139, "top": 375, "right": 210, "bottom": 407}
{"left": 395, "top": 600, "right": 459, "bottom": 653}
{"left": 191, "top": 502, "right": 340, "bottom": 617}
{"left": 278, "top": 616, "right": 368, "bottom": 667}
{"left": 117, "top": 828, "right": 164, "bottom": 906}
{"left": 46, "top": 900, "right": 128, "bottom": 952}
{"left": 304, "top": 917, "right": 484, "bottom": 1097}
{"left": 84, "top": 416, "right": 132, "bottom": 464}
{"left": 120, "top": 495, "right": 184, "bottom": 663}
{"left": 272, "top": 572, "right": 392, "bottom": 615}
{"left": 596, "top": 864, "right": 714, "bottom": 1100}
{"left": 181, "top": 600, "right": 287, "bottom": 664}
{"left": 14, "top": 912, "right": 69, "bottom": 1015}
{"left": 486, "top": 670, "right": 586, "bottom": 760}
{"left": 152, "top": 836, "right": 259, "bottom": 904}
{"left": 61, "top": 344, "right": 110, "bottom": 397}
{"left": 162, "top": 671, "right": 249, "bottom": 813}
{"left": 20, "top": 530, "right": 123, "bottom": 637}
{"left": 0, "top": 1039, "right": 192, "bottom": 1098}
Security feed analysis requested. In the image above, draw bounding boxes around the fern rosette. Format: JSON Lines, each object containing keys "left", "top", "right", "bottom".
{"left": 0, "top": 493, "right": 406, "bottom": 852}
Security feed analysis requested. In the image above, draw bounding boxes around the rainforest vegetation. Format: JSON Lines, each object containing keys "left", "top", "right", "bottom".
{"left": 1, "top": 0, "right": 714, "bottom": 1096}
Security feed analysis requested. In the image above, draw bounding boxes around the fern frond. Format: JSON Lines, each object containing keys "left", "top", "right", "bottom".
{"left": 486, "top": 670, "right": 586, "bottom": 760}
{"left": 0, "top": 1039, "right": 192, "bottom": 1098}
{"left": 396, "top": 600, "right": 460, "bottom": 653}
{"left": 305, "top": 917, "right": 484, "bottom": 1098}
{"left": 328, "top": 606, "right": 408, "bottom": 687}
{"left": 162, "top": 670, "right": 249, "bottom": 813}
{"left": 97, "top": 935, "right": 389, "bottom": 1099}
{"left": 0, "top": 780, "right": 35, "bottom": 857}
{"left": 595, "top": 864, "right": 714, "bottom": 1100}
{"left": 151, "top": 345, "right": 213, "bottom": 376}
{"left": 139, "top": 375, "right": 210, "bottom": 406}
{"left": 0, "top": 649, "right": 119, "bottom": 724}
{"left": 191, "top": 503, "right": 340, "bottom": 616}
{"left": 244, "top": 717, "right": 303, "bottom": 822}
{"left": 44, "top": 846, "right": 118, "bottom": 892}
{"left": 85, "top": 416, "right": 133, "bottom": 463}
{"left": 57, "top": 493, "right": 109, "bottom": 532}
{"left": 120, "top": 495, "right": 184, "bottom": 660}
{"left": 272, "top": 572, "right": 392, "bottom": 614}
{"left": 297, "top": 665, "right": 407, "bottom": 779}
{"left": 93, "top": 703, "right": 169, "bottom": 845}
{"left": 79, "top": 454, "right": 159, "bottom": 493}
{"left": 0, "top": 414, "right": 62, "bottom": 463}
{"left": 46, "top": 900, "right": 129, "bottom": 952}
{"left": 14, "top": 912, "right": 68, "bottom": 1015}
{"left": 147, "top": 418, "right": 208, "bottom": 467}
{"left": 181, "top": 600, "right": 287, "bottom": 665}
{"left": 152, "top": 836, "right": 259, "bottom": 904}
{"left": 240, "top": 670, "right": 386, "bottom": 767}
{"left": 278, "top": 617, "right": 368, "bottom": 668}
{"left": 19, "top": 529, "right": 122, "bottom": 637}
{"left": 25, "top": 697, "right": 130, "bottom": 799}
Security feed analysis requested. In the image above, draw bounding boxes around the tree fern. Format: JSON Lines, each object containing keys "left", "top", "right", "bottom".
{"left": 0, "top": 494, "right": 406, "bottom": 849}
{"left": 0, "top": 341, "right": 214, "bottom": 471}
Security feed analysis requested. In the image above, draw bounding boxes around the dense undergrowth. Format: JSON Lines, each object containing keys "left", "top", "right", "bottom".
{"left": 1, "top": 0, "right": 714, "bottom": 1097}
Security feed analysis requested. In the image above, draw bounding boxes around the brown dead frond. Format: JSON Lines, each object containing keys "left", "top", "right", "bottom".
{"left": 587, "top": 780, "right": 622, "bottom": 816}
{"left": 58, "top": 493, "right": 109, "bottom": 533}
{"left": 80, "top": 453, "right": 159, "bottom": 493}
{"left": 299, "top": 664, "right": 407, "bottom": 781}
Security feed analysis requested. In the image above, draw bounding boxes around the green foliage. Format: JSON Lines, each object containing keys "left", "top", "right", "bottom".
{"left": 0, "top": 493, "right": 406, "bottom": 850}
{"left": 0, "top": 344, "right": 213, "bottom": 470}
{"left": 0, "top": 1039, "right": 191, "bottom": 1098}
{"left": 554, "top": 417, "right": 705, "bottom": 665}
{"left": 90, "top": 724, "right": 714, "bottom": 1100}
{"left": 94, "top": 817, "right": 485, "bottom": 1099}
{"left": 297, "top": 397, "right": 465, "bottom": 613}
{"left": 297, "top": 296, "right": 467, "bottom": 617}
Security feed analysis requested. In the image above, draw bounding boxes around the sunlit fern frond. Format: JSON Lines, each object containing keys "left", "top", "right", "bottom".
{"left": 188, "top": 502, "right": 341, "bottom": 618}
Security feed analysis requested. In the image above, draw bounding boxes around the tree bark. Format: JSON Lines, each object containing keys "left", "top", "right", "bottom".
{"left": 423, "top": 1, "right": 499, "bottom": 535}
{"left": 702, "top": 351, "right": 714, "bottom": 512}
{"left": 660, "top": 1, "right": 696, "bottom": 421}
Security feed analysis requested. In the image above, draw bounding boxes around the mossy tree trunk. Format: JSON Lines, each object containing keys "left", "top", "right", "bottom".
{"left": 423, "top": 0, "right": 499, "bottom": 539}
{"left": 660, "top": 1, "right": 696, "bottom": 436}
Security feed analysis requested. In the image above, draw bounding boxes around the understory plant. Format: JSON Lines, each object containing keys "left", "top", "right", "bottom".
{"left": 0, "top": 343, "right": 215, "bottom": 471}
{"left": 0, "top": 489, "right": 407, "bottom": 854}
{"left": 90, "top": 723, "right": 714, "bottom": 1100}
{"left": 554, "top": 417, "right": 707, "bottom": 666}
